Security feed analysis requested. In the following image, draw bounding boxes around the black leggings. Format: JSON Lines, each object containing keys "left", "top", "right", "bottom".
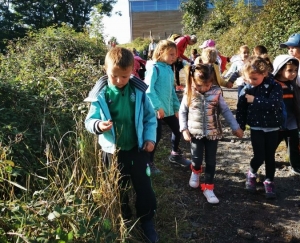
{"left": 149, "top": 115, "right": 181, "bottom": 162}
{"left": 250, "top": 129, "right": 278, "bottom": 181}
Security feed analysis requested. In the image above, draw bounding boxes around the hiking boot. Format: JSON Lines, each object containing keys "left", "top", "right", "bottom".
{"left": 141, "top": 220, "right": 159, "bottom": 243}
{"left": 245, "top": 170, "right": 257, "bottom": 192}
{"left": 149, "top": 162, "right": 161, "bottom": 175}
{"left": 201, "top": 184, "right": 219, "bottom": 204}
{"left": 189, "top": 164, "right": 202, "bottom": 188}
{"left": 263, "top": 180, "right": 276, "bottom": 199}
{"left": 169, "top": 150, "right": 191, "bottom": 167}
{"left": 290, "top": 167, "right": 300, "bottom": 176}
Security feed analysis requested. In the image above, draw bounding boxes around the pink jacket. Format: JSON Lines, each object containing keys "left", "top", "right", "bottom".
{"left": 133, "top": 56, "right": 146, "bottom": 78}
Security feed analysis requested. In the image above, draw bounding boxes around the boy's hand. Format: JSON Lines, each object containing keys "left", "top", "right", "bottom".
{"left": 245, "top": 94, "right": 254, "bottom": 103}
{"left": 98, "top": 120, "right": 113, "bottom": 132}
{"left": 143, "top": 141, "right": 155, "bottom": 152}
{"left": 182, "top": 129, "right": 191, "bottom": 141}
{"left": 157, "top": 108, "right": 165, "bottom": 119}
{"left": 232, "top": 128, "right": 244, "bottom": 138}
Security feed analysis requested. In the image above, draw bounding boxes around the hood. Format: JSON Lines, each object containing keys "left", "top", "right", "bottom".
{"left": 230, "top": 54, "right": 242, "bottom": 63}
{"left": 272, "top": 54, "right": 299, "bottom": 77}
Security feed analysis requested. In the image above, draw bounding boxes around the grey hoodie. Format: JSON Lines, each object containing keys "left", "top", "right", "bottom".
{"left": 272, "top": 54, "right": 300, "bottom": 129}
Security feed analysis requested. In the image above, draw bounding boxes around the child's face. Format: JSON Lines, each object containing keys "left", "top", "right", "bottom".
{"left": 240, "top": 48, "right": 249, "bottom": 61}
{"left": 160, "top": 47, "right": 177, "bottom": 65}
{"left": 193, "top": 80, "right": 212, "bottom": 93}
{"left": 279, "top": 63, "right": 298, "bottom": 81}
{"left": 106, "top": 63, "right": 132, "bottom": 89}
{"left": 244, "top": 72, "right": 267, "bottom": 87}
{"left": 288, "top": 46, "right": 300, "bottom": 60}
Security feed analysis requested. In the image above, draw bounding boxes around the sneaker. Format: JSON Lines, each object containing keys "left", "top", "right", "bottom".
{"left": 203, "top": 189, "right": 219, "bottom": 204}
{"left": 291, "top": 167, "right": 300, "bottom": 176}
{"left": 189, "top": 171, "right": 200, "bottom": 188}
{"left": 149, "top": 162, "right": 161, "bottom": 175}
{"left": 263, "top": 180, "right": 276, "bottom": 199}
{"left": 169, "top": 150, "right": 191, "bottom": 167}
{"left": 141, "top": 220, "right": 159, "bottom": 243}
{"left": 245, "top": 170, "right": 257, "bottom": 191}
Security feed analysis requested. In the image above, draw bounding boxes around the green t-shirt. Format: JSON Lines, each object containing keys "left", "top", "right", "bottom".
{"left": 105, "top": 82, "right": 137, "bottom": 151}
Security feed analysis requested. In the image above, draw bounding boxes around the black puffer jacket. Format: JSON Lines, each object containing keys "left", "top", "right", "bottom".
{"left": 236, "top": 76, "right": 283, "bottom": 130}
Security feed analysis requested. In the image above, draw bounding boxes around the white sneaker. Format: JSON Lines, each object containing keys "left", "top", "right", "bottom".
{"left": 203, "top": 189, "right": 219, "bottom": 204}
{"left": 189, "top": 171, "right": 200, "bottom": 188}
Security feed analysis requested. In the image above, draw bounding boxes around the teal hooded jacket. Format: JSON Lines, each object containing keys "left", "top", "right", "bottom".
{"left": 84, "top": 75, "right": 157, "bottom": 154}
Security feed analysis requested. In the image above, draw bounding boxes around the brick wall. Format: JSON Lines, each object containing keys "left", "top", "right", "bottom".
{"left": 131, "top": 10, "right": 183, "bottom": 40}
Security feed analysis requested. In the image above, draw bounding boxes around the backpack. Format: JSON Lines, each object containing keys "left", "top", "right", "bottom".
{"left": 167, "top": 33, "right": 182, "bottom": 42}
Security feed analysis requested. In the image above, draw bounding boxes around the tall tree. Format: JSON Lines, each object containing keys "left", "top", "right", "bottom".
{"left": 180, "top": 0, "right": 208, "bottom": 34}
{"left": 0, "top": 0, "right": 116, "bottom": 51}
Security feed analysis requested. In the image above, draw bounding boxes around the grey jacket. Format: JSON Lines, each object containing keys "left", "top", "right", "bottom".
{"left": 179, "top": 85, "right": 240, "bottom": 140}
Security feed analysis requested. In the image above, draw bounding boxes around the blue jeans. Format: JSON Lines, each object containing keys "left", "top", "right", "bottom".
{"left": 191, "top": 137, "right": 218, "bottom": 184}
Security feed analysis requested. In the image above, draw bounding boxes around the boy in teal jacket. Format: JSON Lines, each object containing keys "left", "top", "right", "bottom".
{"left": 84, "top": 47, "right": 158, "bottom": 243}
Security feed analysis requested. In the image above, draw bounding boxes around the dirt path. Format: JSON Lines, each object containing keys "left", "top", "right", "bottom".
{"left": 152, "top": 88, "right": 300, "bottom": 243}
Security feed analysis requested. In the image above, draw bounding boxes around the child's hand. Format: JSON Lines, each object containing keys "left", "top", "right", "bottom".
{"left": 157, "top": 108, "right": 165, "bottom": 119}
{"left": 182, "top": 129, "right": 191, "bottom": 141}
{"left": 226, "top": 82, "right": 233, "bottom": 88}
{"left": 98, "top": 120, "right": 113, "bottom": 132}
{"left": 143, "top": 141, "right": 155, "bottom": 152}
{"left": 233, "top": 128, "right": 244, "bottom": 138}
{"left": 175, "top": 112, "right": 178, "bottom": 119}
{"left": 245, "top": 94, "right": 254, "bottom": 103}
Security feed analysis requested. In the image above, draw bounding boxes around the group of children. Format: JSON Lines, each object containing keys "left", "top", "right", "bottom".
{"left": 83, "top": 33, "right": 300, "bottom": 243}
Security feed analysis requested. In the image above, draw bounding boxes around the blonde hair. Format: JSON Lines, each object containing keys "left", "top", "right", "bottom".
{"left": 105, "top": 47, "right": 134, "bottom": 70}
{"left": 201, "top": 47, "right": 217, "bottom": 64}
{"left": 152, "top": 40, "right": 177, "bottom": 62}
{"left": 185, "top": 64, "right": 212, "bottom": 106}
{"left": 239, "top": 45, "right": 249, "bottom": 53}
{"left": 241, "top": 56, "right": 270, "bottom": 78}
{"left": 259, "top": 54, "right": 273, "bottom": 72}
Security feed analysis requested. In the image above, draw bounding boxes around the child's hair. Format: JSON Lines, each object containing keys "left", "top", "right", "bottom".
{"left": 152, "top": 40, "right": 177, "bottom": 62}
{"left": 190, "top": 35, "right": 197, "bottom": 44}
{"left": 191, "top": 48, "right": 198, "bottom": 55}
{"left": 185, "top": 64, "right": 213, "bottom": 106}
{"left": 239, "top": 45, "right": 250, "bottom": 53}
{"left": 241, "top": 56, "right": 270, "bottom": 78}
{"left": 105, "top": 47, "right": 134, "bottom": 70}
{"left": 259, "top": 54, "right": 274, "bottom": 72}
{"left": 275, "top": 58, "right": 299, "bottom": 79}
{"left": 201, "top": 47, "right": 217, "bottom": 64}
{"left": 253, "top": 45, "right": 268, "bottom": 56}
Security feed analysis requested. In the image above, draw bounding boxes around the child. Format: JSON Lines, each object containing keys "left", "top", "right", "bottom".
{"left": 195, "top": 47, "right": 233, "bottom": 89}
{"left": 272, "top": 55, "right": 300, "bottom": 175}
{"left": 145, "top": 40, "right": 191, "bottom": 173}
{"left": 223, "top": 45, "right": 250, "bottom": 95}
{"left": 190, "top": 48, "right": 199, "bottom": 64}
{"left": 236, "top": 56, "right": 284, "bottom": 199}
{"left": 179, "top": 64, "right": 243, "bottom": 204}
{"left": 253, "top": 45, "right": 268, "bottom": 56}
{"left": 84, "top": 47, "right": 158, "bottom": 243}
{"left": 280, "top": 33, "right": 300, "bottom": 86}
{"left": 174, "top": 35, "right": 197, "bottom": 91}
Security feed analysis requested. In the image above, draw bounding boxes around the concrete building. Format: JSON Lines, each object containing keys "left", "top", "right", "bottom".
{"left": 128, "top": 0, "right": 264, "bottom": 42}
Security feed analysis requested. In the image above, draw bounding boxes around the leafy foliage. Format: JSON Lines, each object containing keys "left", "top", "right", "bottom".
{"left": 0, "top": 0, "right": 117, "bottom": 51}
{"left": 180, "top": 0, "right": 208, "bottom": 34}
{"left": 0, "top": 26, "right": 106, "bottom": 181}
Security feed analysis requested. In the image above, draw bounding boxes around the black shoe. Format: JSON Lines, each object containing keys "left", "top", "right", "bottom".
{"left": 141, "top": 220, "right": 159, "bottom": 243}
{"left": 169, "top": 150, "right": 191, "bottom": 167}
{"left": 291, "top": 167, "right": 300, "bottom": 176}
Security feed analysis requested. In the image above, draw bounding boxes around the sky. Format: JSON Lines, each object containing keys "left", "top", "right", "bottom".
{"left": 102, "top": 1, "right": 131, "bottom": 44}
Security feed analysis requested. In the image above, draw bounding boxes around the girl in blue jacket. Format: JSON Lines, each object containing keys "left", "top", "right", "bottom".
{"left": 145, "top": 40, "right": 191, "bottom": 174}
